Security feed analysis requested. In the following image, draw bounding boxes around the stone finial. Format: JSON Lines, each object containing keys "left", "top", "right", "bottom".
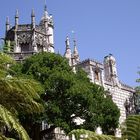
{"left": 15, "top": 9, "right": 19, "bottom": 18}
{"left": 64, "top": 36, "right": 72, "bottom": 66}
{"left": 31, "top": 9, "right": 35, "bottom": 28}
{"left": 72, "top": 39, "right": 80, "bottom": 64}
{"left": 6, "top": 17, "right": 10, "bottom": 33}
{"left": 44, "top": 3, "right": 49, "bottom": 19}
{"left": 65, "top": 36, "right": 70, "bottom": 49}
{"left": 31, "top": 9, "right": 35, "bottom": 17}
{"left": 15, "top": 9, "right": 19, "bottom": 27}
{"left": 6, "top": 16, "right": 9, "bottom": 25}
{"left": 73, "top": 39, "right": 78, "bottom": 56}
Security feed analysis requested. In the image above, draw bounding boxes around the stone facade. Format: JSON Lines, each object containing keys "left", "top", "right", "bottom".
{"left": 5, "top": 5, "right": 54, "bottom": 61}
{"left": 64, "top": 37, "right": 136, "bottom": 136}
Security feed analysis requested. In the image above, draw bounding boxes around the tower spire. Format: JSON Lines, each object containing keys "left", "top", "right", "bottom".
{"left": 73, "top": 39, "right": 78, "bottom": 55}
{"left": 6, "top": 16, "right": 10, "bottom": 33}
{"left": 72, "top": 38, "right": 80, "bottom": 64}
{"left": 15, "top": 9, "right": 19, "bottom": 18}
{"left": 44, "top": 0, "right": 47, "bottom": 10}
{"left": 44, "top": 0, "right": 48, "bottom": 19}
{"left": 15, "top": 9, "right": 19, "bottom": 29}
{"left": 31, "top": 9, "right": 35, "bottom": 28}
{"left": 64, "top": 36, "right": 72, "bottom": 66}
{"left": 6, "top": 16, "right": 9, "bottom": 25}
{"left": 65, "top": 36, "right": 70, "bottom": 49}
{"left": 31, "top": 9, "right": 35, "bottom": 17}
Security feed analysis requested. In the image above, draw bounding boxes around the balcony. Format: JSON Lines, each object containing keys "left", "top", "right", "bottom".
{"left": 7, "top": 51, "right": 36, "bottom": 61}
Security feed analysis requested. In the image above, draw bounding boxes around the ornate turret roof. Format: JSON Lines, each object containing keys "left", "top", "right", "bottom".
{"left": 31, "top": 9, "right": 35, "bottom": 17}
{"left": 73, "top": 39, "right": 79, "bottom": 57}
{"left": 15, "top": 9, "right": 19, "bottom": 18}
{"left": 39, "top": 4, "right": 54, "bottom": 27}
{"left": 104, "top": 53, "right": 116, "bottom": 63}
{"left": 6, "top": 17, "right": 9, "bottom": 25}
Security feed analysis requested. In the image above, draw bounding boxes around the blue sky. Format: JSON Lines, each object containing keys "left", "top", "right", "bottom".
{"left": 0, "top": 0, "right": 140, "bottom": 87}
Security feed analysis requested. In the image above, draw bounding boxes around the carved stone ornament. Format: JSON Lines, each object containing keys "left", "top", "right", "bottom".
{"left": 35, "top": 33, "right": 47, "bottom": 46}
{"left": 18, "top": 25, "right": 31, "bottom": 31}
{"left": 18, "top": 32, "right": 32, "bottom": 44}
{"left": 36, "top": 25, "right": 46, "bottom": 34}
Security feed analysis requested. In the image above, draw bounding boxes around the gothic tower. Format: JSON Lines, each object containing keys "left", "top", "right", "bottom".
{"left": 5, "top": 3, "right": 54, "bottom": 60}
{"left": 104, "top": 54, "right": 119, "bottom": 86}
{"left": 5, "top": 17, "right": 10, "bottom": 35}
{"left": 64, "top": 36, "right": 72, "bottom": 66}
{"left": 39, "top": 4, "right": 54, "bottom": 52}
{"left": 72, "top": 39, "right": 80, "bottom": 65}
{"left": 64, "top": 36, "right": 80, "bottom": 66}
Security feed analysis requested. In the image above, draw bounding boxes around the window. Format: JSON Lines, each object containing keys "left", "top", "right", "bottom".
{"left": 94, "top": 70, "right": 99, "bottom": 81}
{"left": 21, "top": 43, "right": 29, "bottom": 52}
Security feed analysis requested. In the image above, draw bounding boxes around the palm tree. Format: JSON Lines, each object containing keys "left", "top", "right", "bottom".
{"left": 0, "top": 52, "right": 45, "bottom": 139}
{"left": 122, "top": 115, "right": 140, "bottom": 140}
{"left": 0, "top": 105, "right": 30, "bottom": 140}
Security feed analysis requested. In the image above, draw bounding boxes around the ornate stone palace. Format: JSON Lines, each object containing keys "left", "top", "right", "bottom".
{"left": 5, "top": 5, "right": 54, "bottom": 61}
{"left": 4, "top": 3, "right": 135, "bottom": 138}
{"left": 64, "top": 36, "right": 136, "bottom": 136}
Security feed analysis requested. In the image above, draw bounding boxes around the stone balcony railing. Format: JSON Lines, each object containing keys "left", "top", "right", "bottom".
{"left": 42, "top": 133, "right": 71, "bottom": 140}
{"left": 7, "top": 51, "right": 36, "bottom": 61}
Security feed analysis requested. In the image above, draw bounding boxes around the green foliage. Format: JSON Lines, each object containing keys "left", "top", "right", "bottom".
{"left": 122, "top": 115, "right": 140, "bottom": 140}
{"left": 134, "top": 87, "right": 140, "bottom": 114}
{"left": 3, "top": 41, "right": 15, "bottom": 53}
{"left": 0, "top": 52, "right": 14, "bottom": 65}
{"left": 13, "top": 52, "right": 120, "bottom": 135}
{"left": 0, "top": 134, "right": 15, "bottom": 140}
{"left": 0, "top": 52, "right": 45, "bottom": 139}
{"left": 69, "top": 129, "right": 121, "bottom": 140}
{"left": 3, "top": 41, "right": 10, "bottom": 53}
{"left": 135, "top": 69, "right": 140, "bottom": 114}
{"left": 0, "top": 105, "right": 30, "bottom": 140}
{"left": 79, "top": 84, "right": 120, "bottom": 135}
{"left": 99, "top": 96, "right": 120, "bottom": 135}
{"left": 21, "top": 52, "right": 71, "bottom": 84}
{"left": 0, "top": 77, "right": 45, "bottom": 114}
{"left": 120, "top": 69, "right": 140, "bottom": 139}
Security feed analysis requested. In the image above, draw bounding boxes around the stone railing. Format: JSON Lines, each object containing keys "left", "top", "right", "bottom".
{"left": 42, "top": 133, "right": 71, "bottom": 140}
{"left": 7, "top": 51, "right": 36, "bottom": 61}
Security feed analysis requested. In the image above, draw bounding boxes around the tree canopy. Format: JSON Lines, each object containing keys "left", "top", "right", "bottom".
{"left": 11, "top": 52, "right": 120, "bottom": 138}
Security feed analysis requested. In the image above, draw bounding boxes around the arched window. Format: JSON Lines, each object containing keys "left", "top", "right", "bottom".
{"left": 20, "top": 43, "right": 29, "bottom": 52}
{"left": 94, "top": 70, "right": 99, "bottom": 81}
{"left": 37, "top": 44, "right": 44, "bottom": 52}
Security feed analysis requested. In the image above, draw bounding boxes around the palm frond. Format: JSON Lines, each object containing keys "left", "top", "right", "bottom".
{"left": 0, "top": 52, "right": 15, "bottom": 78}
{"left": 0, "top": 133, "right": 15, "bottom": 140}
{"left": 122, "top": 115, "right": 140, "bottom": 140}
{"left": 0, "top": 105, "right": 30, "bottom": 140}
{"left": 0, "top": 52, "right": 15, "bottom": 66}
{"left": 0, "top": 76, "right": 44, "bottom": 114}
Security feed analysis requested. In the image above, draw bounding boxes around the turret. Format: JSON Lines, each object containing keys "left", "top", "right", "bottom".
{"left": 15, "top": 9, "right": 19, "bottom": 29}
{"left": 72, "top": 39, "right": 80, "bottom": 65}
{"left": 5, "top": 17, "right": 10, "bottom": 34}
{"left": 64, "top": 36, "right": 72, "bottom": 66}
{"left": 31, "top": 9, "right": 35, "bottom": 29}
{"left": 104, "top": 54, "right": 119, "bottom": 86}
{"left": 31, "top": 9, "right": 37, "bottom": 52}
{"left": 44, "top": 4, "right": 48, "bottom": 29}
{"left": 47, "top": 14, "right": 54, "bottom": 52}
{"left": 39, "top": 3, "right": 55, "bottom": 53}
{"left": 14, "top": 9, "right": 19, "bottom": 52}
